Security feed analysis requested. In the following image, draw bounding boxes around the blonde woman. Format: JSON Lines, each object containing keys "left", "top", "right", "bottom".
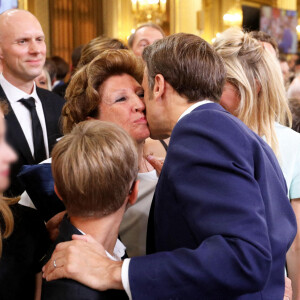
{"left": 214, "top": 28, "right": 300, "bottom": 300}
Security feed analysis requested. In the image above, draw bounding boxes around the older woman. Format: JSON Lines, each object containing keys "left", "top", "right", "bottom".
{"left": 64, "top": 49, "right": 156, "bottom": 257}
{"left": 19, "top": 49, "right": 157, "bottom": 258}
{"left": 76, "top": 35, "right": 168, "bottom": 159}
{"left": 214, "top": 28, "right": 300, "bottom": 299}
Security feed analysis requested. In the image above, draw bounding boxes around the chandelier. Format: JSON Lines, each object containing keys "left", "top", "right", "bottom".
{"left": 131, "top": 0, "right": 167, "bottom": 25}
{"left": 223, "top": 0, "right": 243, "bottom": 27}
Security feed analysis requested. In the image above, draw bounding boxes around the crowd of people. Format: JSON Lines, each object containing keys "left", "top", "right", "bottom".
{"left": 0, "top": 7, "right": 299, "bottom": 300}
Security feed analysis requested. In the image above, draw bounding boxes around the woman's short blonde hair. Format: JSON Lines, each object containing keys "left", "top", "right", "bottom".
{"left": 52, "top": 120, "right": 138, "bottom": 218}
{"left": 63, "top": 49, "right": 143, "bottom": 134}
{"left": 214, "top": 28, "right": 292, "bottom": 156}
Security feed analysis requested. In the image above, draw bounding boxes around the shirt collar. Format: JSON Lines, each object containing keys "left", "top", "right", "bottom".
{"left": 77, "top": 228, "right": 126, "bottom": 261}
{"left": 177, "top": 100, "right": 213, "bottom": 123}
{"left": 0, "top": 73, "right": 39, "bottom": 103}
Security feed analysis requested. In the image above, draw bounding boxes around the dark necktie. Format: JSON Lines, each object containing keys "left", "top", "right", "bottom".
{"left": 19, "top": 97, "right": 47, "bottom": 163}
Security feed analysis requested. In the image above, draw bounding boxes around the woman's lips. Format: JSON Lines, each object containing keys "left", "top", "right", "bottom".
{"left": 134, "top": 116, "right": 147, "bottom": 124}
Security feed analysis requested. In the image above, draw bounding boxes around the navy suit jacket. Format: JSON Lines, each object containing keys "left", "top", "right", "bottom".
{"left": 129, "top": 103, "right": 297, "bottom": 299}
{"left": 0, "top": 85, "right": 65, "bottom": 196}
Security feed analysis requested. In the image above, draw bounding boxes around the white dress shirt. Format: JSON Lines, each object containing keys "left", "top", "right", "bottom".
{"left": 77, "top": 228, "right": 126, "bottom": 261}
{"left": 0, "top": 73, "right": 49, "bottom": 159}
{"left": 121, "top": 100, "right": 213, "bottom": 299}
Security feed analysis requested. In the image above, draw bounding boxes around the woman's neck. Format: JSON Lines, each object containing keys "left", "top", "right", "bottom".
{"left": 137, "top": 141, "right": 154, "bottom": 173}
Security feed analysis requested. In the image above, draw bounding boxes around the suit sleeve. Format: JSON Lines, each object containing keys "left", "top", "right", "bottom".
{"left": 129, "top": 111, "right": 274, "bottom": 299}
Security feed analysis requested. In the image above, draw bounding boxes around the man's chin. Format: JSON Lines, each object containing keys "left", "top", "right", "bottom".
{"left": 150, "top": 131, "right": 170, "bottom": 140}
{"left": 27, "top": 71, "right": 44, "bottom": 81}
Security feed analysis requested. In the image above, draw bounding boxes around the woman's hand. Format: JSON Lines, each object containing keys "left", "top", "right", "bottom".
{"left": 46, "top": 211, "right": 66, "bottom": 241}
{"left": 146, "top": 155, "right": 164, "bottom": 176}
{"left": 284, "top": 276, "right": 292, "bottom": 300}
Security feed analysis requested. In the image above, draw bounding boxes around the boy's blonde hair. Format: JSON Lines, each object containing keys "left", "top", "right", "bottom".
{"left": 52, "top": 120, "right": 138, "bottom": 217}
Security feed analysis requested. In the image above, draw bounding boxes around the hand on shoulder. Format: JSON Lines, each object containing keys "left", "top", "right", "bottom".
{"left": 42, "top": 234, "right": 123, "bottom": 291}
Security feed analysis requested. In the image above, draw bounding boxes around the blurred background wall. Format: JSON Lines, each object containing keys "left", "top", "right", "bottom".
{"left": 11, "top": 0, "right": 300, "bottom": 63}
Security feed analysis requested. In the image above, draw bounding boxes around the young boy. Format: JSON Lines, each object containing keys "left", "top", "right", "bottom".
{"left": 42, "top": 120, "right": 138, "bottom": 300}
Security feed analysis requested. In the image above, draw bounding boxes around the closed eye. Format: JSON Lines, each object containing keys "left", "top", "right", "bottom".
{"left": 115, "top": 97, "right": 126, "bottom": 103}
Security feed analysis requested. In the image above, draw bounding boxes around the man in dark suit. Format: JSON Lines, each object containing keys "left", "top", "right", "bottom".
{"left": 43, "top": 34, "right": 296, "bottom": 299}
{"left": 0, "top": 9, "right": 64, "bottom": 196}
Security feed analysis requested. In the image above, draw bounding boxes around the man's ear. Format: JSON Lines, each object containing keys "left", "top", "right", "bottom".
{"left": 54, "top": 184, "right": 63, "bottom": 201}
{"left": 127, "top": 180, "right": 139, "bottom": 206}
{"left": 153, "top": 74, "right": 165, "bottom": 101}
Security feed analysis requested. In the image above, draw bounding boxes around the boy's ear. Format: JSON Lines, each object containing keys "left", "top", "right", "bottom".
{"left": 127, "top": 180, "right": 139, "bottom": 206}
{"left": 54, "top": 184, "right": 63, "bottom": 201}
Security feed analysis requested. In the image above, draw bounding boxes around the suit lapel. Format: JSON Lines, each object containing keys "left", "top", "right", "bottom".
{"left": 0, "top": 85, "right": 6, "bottom": 99}
{"left": 0, "top": 85, "right": 34, "bottom": 163}
{"left": 37, "top": 88, "right": 56, "bottom": 153}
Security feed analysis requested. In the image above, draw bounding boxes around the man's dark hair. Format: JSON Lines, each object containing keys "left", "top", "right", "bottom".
{"left": 44, "top": 58, "right": 57, "bottom": 82}
{"left": 289, "top": 98, "right": 300, "bottom": 133}
{"left": 51, "top": 56, "right": 69, "bottom": 80}
{"left": 142, "top": 33, "right": 225, "bottom": 103}
{"left": 128, "top": 23, "right": 165, "bottom": 48}
{"left": 279, "top": 54, "right": 287, "bottom": 63}
{"left": 71, "top": 45, "right": 84, "bottom": 70}
{"left": 250, "top": 31, "right": 279, "bottom": 57}
{"left": 295, "top": 57, "right": 300, "bottom": 67}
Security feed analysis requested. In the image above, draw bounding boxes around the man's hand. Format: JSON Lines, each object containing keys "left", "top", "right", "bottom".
{"left": 42, "top": 234, "right": 124, "bottom": 291}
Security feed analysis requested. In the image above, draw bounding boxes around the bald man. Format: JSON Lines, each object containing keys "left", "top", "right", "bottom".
{"left": 0, "top": 9, "right": 64, "bottom": 196}
{"left": 128, "top": 23, "right": 165, "bottom": 57}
